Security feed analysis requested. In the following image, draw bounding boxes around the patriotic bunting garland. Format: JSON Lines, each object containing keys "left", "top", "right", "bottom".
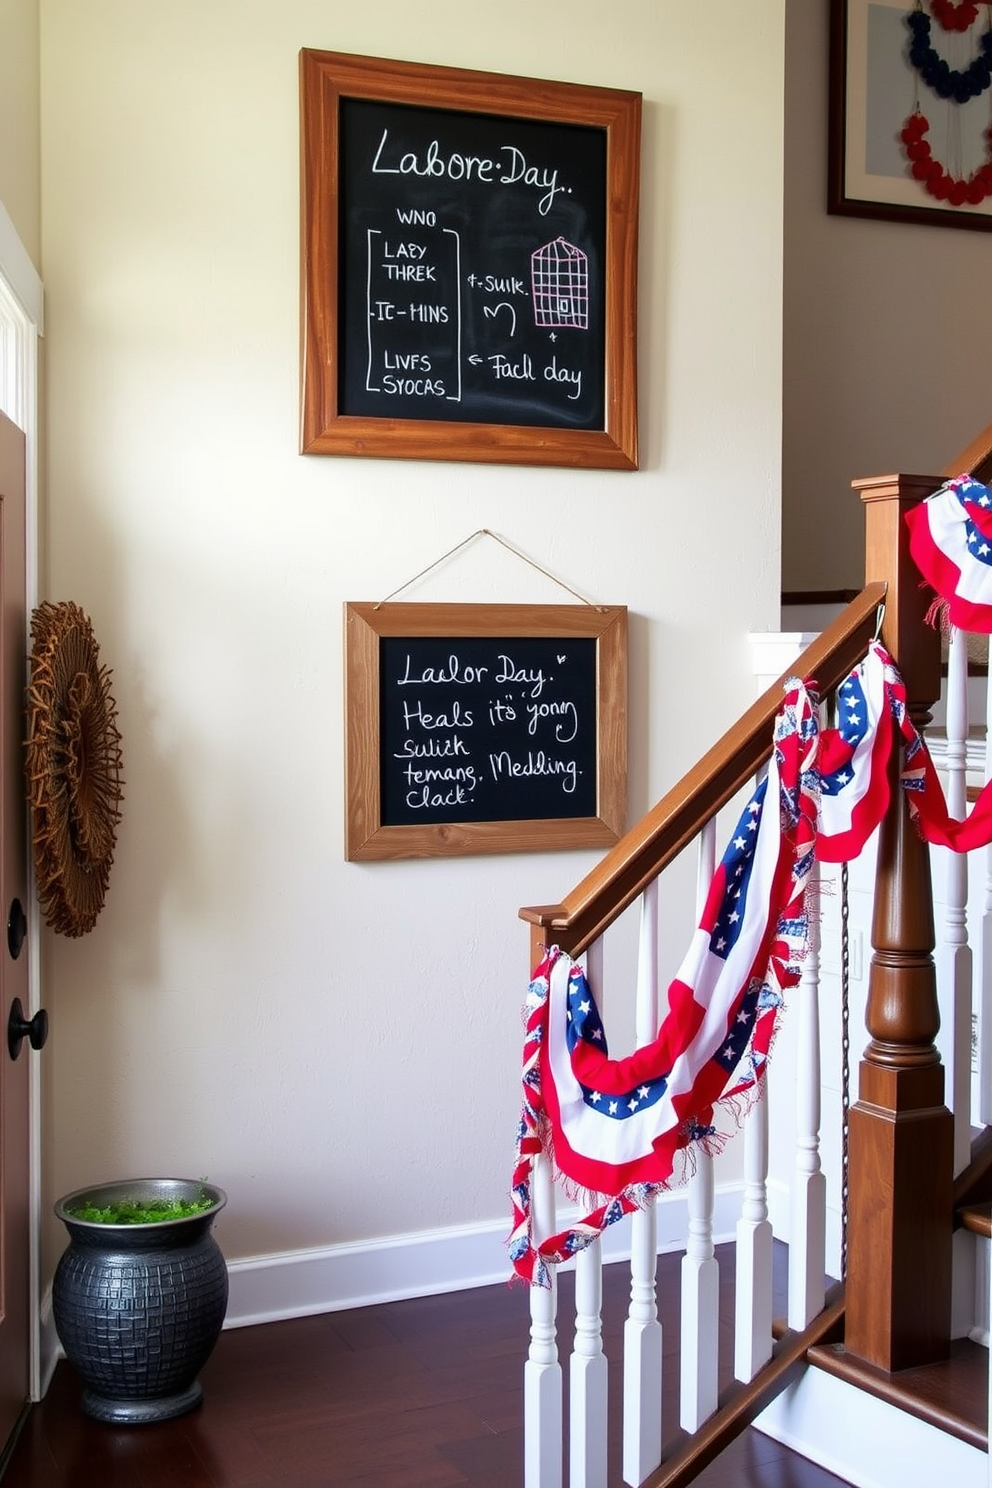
{"left": 905, "top": 473, "right": 992, "bottom": 633}
{"left": 509, "top": 675, "right": 821, "bottom": 1286}
{"left": 815, "top": 644, "right": 894, "bottom": 863}
{"left": 508, "top": 479, "right": 992, "bottom": 1286}
{"left": 508, "top": 640, "right": 992, "bottom": 1285}
{"left": 901, "top": 471, "right": 992, "bottom": 845}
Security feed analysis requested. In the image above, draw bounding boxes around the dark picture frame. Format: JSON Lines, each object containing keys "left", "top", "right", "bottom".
{"left": 300, "top": 50, "right": 641, "bottom": 468}
{"left": 828, "top": 0, "right": 992, "bottom": 231}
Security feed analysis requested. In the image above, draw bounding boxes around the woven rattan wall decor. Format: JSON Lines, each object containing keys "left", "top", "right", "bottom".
{"left": 25, "top": 601, "right": 124, "bottom": 937}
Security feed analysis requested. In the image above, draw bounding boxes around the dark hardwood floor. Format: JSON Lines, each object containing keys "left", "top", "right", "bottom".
{"left": 4, "top": 1246, "right": 855, "bottom": 1487}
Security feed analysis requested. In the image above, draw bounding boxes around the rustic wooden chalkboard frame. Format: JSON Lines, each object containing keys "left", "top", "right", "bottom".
{"left": 301, "top": 50, "right": 641, "bottom": 470}
{"left": 344, "top": 602, "right": 627, "bottom": 860}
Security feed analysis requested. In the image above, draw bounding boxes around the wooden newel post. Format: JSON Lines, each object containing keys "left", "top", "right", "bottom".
{"left": 844, "top": 474, "right": 953, "bottom": 1371}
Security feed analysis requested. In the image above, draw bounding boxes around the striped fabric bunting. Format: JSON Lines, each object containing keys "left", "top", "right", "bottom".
{"left": 508, "top": 640, "right": 992, "bottom": 1285}
{"left": 508, "top": 676, "right": 820, "bottom": 1286}
{"left": 905, "top": 473, "right": 992, "bottom": 633}
{"left": 815, "top": 642, "right": 894, "bottom": 862}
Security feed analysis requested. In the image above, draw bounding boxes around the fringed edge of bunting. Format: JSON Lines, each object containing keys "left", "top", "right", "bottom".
{"left": 508, "top": 678, "right": 821, "bottom": 1288}
{"left": 510, "top": 646, "right": 992, "bottom": 1288}
{"left": 506, "top": 950, "right": 795, "bottom": 1288}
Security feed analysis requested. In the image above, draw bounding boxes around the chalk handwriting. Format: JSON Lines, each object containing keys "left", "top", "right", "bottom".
{"left": 495, "top": 655, "right": 548, "bottom": 698}
{"left": 401, "top": 701, "right": 474, "bottom": 730}
{"left": 380, "top": 637, "right": 595, "bottom": 823}
{"left": 488, "top": 750, "right": 579, "bottom": 793}
{"left": 371, "top": 130, "right": 570, "bottom": 215}
{"left": 399, "top": 654, "right": 488, "bottom": 686}
{"left": 526, "top": 698, "right": 578, "bottom": 742}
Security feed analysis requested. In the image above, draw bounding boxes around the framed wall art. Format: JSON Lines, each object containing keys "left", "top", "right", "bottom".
{"left": 300, "top": 50, "right": 641, "bottom": 468}
{"left": 829, "top": 0, "right": 992, "bottom": 230}
{"left": 343, "top": 602, "right": 628, "bottom": 860}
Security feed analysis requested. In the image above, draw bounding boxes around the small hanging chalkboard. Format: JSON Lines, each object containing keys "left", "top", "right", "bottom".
{"left": 301, "top": 51, "right": 641, "bottom": 470}
{"left": 344, "top": 603, "right": 627, "bottom": 859}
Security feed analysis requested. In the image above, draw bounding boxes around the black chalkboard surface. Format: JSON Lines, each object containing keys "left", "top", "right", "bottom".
{"left": 379, "top": 636, "right": 598, "bottom": 825}
{"left": 338, "top": 99, "right": 607, "bottom": 431}
{"left": 344, "top": 603, "right": 627, "bottom": 860}
{"left": 301, "top": 51, "right": 641, "bottom": 470}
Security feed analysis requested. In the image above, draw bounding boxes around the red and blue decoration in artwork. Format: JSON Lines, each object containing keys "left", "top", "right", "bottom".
{"left": 907, "top": 3, "right": 992, "bottom": 99}
{"left": 931, "top": 1, "right": 982, "bottom": 32}
{"left": 900, "top": 109, "right": 992, "bottom": 202}
{"left": 900, "top": 4, "right": 992, "bottom": 205}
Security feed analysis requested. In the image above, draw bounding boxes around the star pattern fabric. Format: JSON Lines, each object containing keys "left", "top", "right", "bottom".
{"left": 508, "top": 676, "right": 818, "bottom": 1286}
{"left": 905, "top": 473, "right": 992, "bottom": 632}
{"left": 508, "top": 640, "right": 992, "bottom": 1286}
{"left": 814, "top": 644, "right": 893, "bottom": 864}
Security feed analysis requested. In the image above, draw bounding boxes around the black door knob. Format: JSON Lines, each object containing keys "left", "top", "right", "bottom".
{"left": 8, "top": 998, "right": 48, "bottom": 1061}
{"left": 7, "top": 898, "right": 26, "bottom": 960}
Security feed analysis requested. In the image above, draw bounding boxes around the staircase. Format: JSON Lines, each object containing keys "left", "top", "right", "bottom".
{"left": 515, "top": 427, "right": 992, "bottom": 1488}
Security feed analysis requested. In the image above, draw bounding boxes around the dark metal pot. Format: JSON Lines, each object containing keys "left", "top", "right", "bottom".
{"left": 52, "top": 1178, "right": 228, "bottom": 1424}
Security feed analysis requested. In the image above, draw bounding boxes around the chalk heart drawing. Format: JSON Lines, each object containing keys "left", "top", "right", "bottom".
{"left": 483, "top": 302, "right": 517, "bottom": 337}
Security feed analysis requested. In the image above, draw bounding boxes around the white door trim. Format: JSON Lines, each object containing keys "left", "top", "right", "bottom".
{"left": 0, "top": 203, "right": 43, "bottom": 334}
{"left": 0, "top": 198, "right": 43, "bottom": 1403}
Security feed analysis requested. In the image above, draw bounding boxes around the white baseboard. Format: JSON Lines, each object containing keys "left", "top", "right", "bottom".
{"left": 38, "top": 1291, "right": 58, "bottom": 1400}
{"left": 223, "top": 1181, "right": 746, "bottom": 1329}
{"left": 756, "top": 1363, "right": 986, "bottom": 1488}
{"left": 223, "top": 1218, "right": 516, "bottom": 1330}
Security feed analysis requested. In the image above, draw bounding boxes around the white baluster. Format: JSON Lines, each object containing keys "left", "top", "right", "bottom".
{"left": 570, "top": 937, "right": 608, "bottom": 1488}
{"left": 525, "top": 1151, "right": 563, "bottom": 1488}
{"left": 680, "top": 823, "right": 720, "bottom": 1433}
{"left": 937, "top": 624, "right": 974, "bottom": 1174}
{"left": 572, "top": 1237, "right": 608, "bottom": 1488}
{"left": 623, "top": 880, "right": 663, "bottom": 1487}
{"left": 982, "top": 654, "right": 992, "bottom": 1129}
{"left": 735, "top": 1086, "right": 772, "bottom": 1380}
{"left": 788, "top": 859, "right": 826, "bottom": 1329}
{"left": 681, "top": 1154, "right": 719, "bottom": 1431}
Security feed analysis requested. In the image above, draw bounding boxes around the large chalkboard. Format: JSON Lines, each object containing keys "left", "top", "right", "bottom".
{"left": 338, "top": 99, "right": 606, "bottom": 432}
{"left": 301, "top": 51, "right": 640, "bottom": 470}
{"left": 345, "top": 603, "right": 627, "bottom": 860}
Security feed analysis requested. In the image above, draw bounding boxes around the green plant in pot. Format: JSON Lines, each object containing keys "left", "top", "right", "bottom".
{"left": 52, "top": 1177, "right": 228, "bottom": 1424}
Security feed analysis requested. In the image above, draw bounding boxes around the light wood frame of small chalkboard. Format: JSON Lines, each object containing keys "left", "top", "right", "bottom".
{"left": 301, "top": 50, "right": 641, "bottom": 470}
{"left": 344, "top": 602, "right": 627, "bottom": 860}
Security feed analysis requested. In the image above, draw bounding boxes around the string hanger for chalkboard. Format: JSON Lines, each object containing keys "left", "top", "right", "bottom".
{"left": 374, "top": 528, "right": 607, "bottom": 611}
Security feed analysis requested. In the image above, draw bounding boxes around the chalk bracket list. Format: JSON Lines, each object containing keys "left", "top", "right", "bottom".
{"left": 300, "top": 49, "right": 641, "bottom": 470}
{"left": 344, "top": 602, "right": 628, "bottom": 861}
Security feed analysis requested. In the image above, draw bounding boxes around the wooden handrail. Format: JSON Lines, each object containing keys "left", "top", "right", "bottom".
{"left": 519, "top": 581, "right": 886, "bottom": 961}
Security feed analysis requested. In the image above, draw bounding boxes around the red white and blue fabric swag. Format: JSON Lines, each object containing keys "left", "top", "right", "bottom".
{"left": 905, "top": 473, "right": 992, "bottom": 633}
{"left": 508, "top": 641, "right": 992, "bottom": 1285}
{"left": 508, "top": 676, "right": 821, "bottom": 1287}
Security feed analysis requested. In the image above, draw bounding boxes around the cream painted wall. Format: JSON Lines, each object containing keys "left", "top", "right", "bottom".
{"left": 782, "top": 1, "right": 992, "bottom": 594}
{"left": 0, "top": 0, "right": 40, "bottom": 269}
{"left": 36, "top": 0, "right": 785, "bottom": 1275}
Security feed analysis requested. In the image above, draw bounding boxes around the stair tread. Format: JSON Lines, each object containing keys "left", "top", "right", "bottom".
{"left": 806, "top": 1338, "right": 988, "bottom": 1451}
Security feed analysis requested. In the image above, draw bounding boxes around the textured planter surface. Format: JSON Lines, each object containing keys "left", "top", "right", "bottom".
{"left": 53, "top": 1178, "right": 228, "bottom": 1424}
